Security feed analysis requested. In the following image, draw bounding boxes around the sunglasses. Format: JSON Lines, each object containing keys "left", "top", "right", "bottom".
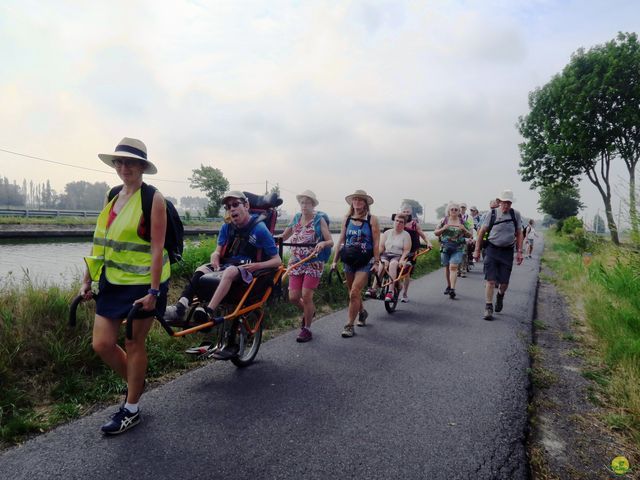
{"left": 450, "top": 208, "right": 459, "bottom": 211}
{"left": 224, "top": 200, "right": 244, "bottom": 210}
{"left": 114, "top": 158, "right": 142, "bottom": 168}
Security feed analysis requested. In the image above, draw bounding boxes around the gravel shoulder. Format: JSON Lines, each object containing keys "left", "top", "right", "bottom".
{"left": 528, "top": 266, "right": 637, "bottom": 479}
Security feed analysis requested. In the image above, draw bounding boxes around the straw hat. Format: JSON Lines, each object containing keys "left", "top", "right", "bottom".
{"left": 98, "top": 137, "right": 157, "bottom": 174}
{"left": 345, "top": 189, "right": 374, "bottom": 206}
{"left": 296, "top": 190, "right": 319, "bottom": 207}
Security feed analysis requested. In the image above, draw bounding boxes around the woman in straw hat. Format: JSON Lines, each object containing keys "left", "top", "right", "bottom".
{"left": 79, "top": 137, "right": 169, "bottom": 435}
{"left": 280, "top": 190, "right": 333, "bottom": 342}
{"left": 331, "top": 189, "right": 380, "bottom": 338}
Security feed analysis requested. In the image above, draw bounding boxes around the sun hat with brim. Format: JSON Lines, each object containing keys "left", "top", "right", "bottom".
{"left": 345, "top": 189, "right": 374, "bottom": 206}
{"left": 497, "top": 189, "right": 515, "bottom": 203}
{"left": 98, "top": 137, "right": 157, "bottom": 174}
{"left": 222, "top": 190, "right": 248, "bottom": 203}
{"left": 296, "top": 190, "right": 319, "bottom": 207}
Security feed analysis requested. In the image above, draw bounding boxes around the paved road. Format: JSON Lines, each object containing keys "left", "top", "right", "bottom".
{"left": 1, "top": 244, "right": 541, "bottom": 480}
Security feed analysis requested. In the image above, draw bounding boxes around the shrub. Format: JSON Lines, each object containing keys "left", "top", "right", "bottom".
{"left": 561, "top": 216, "right": 583, "bottom": 235}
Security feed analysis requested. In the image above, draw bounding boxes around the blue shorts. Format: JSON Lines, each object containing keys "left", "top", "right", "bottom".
{"left": 96, "top": 273, "right": 169, "bottom": 320}
{"left": 440, "top": 250, "right": 463, "bottom": 266}
{"left": 342, "top": 262, "right": 372, "bottom": 274}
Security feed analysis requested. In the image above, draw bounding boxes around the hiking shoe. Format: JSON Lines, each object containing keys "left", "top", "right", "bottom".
{"left": 384, "top": 292, "right": 394, "bottom": 302}
{"left": 400, "top": 294, "right": 409, "bottom": 303}
{"left": 101, "top": 407, "right": 140, "bottom": 435}
{"left": 164, "top": 303, "right": 186, "bottom": 325}
{"left": 356, "top": 309, "right": 368, "bottom": 327}
{"left": 484, "top": 304, "right": 494, "bottom": 321}
{"left": 495, "top": 293, "right": 504, "bottom": 313}
{"left": 449, "top": 289, "right": 456, "bottom": 299}
{"left": 185, "top": 341, "right": 215, "bottom": 355}
{"left": 192, "top": 306, "right": 215, "bottom": 324}
{"left": 341, "top": 324, "right": 355, "bottom": 337}
{"left": 444, "top": 286, "right": 451, "bottom": 295}
{"left": 365, "top": 287, "right": 376, "bottom": 298}
{"left": 296, "top": 327, "right": 312, "bottom": 343}
{"left": 211, "top": 343, "right": 239, "bottom": 360}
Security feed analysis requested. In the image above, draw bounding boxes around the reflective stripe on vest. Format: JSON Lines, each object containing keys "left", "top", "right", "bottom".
{"left": 90, "top": 188, "right": 170, "bottom": 285}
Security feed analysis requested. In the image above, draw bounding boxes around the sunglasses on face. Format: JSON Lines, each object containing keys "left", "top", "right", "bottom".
{"left": 114, "top": 158, "right": 142, "bottom": 168}
{"left": 224, "top": 200, "right": 244, "bottom": 210}
{"left": 450, "top": 208, "right": 459, "bottom": 211}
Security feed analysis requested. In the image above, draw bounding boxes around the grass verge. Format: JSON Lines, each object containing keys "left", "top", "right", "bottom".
{"left": 543, "top": 230, "right": 640, "bottom": 446}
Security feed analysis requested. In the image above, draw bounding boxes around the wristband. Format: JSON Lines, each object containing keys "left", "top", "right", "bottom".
{"left": 148, "top": 288, "right": 161, "bottom": 297}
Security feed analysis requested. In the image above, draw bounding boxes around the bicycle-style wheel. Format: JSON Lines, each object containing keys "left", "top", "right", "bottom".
{"left": 231, "top": 310, "right": 264, "bottom": 368}
{"left": 381, "top": 273, "right": 399, "bottom": 313}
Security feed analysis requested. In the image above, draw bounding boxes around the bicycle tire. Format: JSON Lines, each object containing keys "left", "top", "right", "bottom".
{"left": 231, "top": 310, "right": 263, "bottom": 368}
{"left": 381, "top": 273, "right": 399, "bottom": 314}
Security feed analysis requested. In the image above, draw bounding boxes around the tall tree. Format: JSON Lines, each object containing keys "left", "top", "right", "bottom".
{"left": 538, "top": 183, "right": 583, "bottom": 220}
{"left": 401, "top": 199, "right": 423, "bottom": 217}
{"left": 189, "top": 165, "right": 229, "bottom": 217}
{"left": 518, "top": 55, "right": 619, "bottom": 243}
{"left": 58, "top": 181, "right": 110, "bottom": 210}
{"left": 435, "top": 203, "right": 447, "bottom": 220}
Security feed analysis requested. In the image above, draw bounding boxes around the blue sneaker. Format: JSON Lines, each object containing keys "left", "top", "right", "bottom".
{"left": 101, "top": 407, "right": 140, "bottom": 435}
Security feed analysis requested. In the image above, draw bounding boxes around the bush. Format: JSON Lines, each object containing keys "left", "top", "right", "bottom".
{"left": 561, "top": 216, "right": 583, "bottom": 235}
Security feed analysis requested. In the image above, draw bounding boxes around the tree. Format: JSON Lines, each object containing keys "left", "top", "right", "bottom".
{"left": 538, "top": 184, "right": 583, "bottom": 220}
{"left": 180, "top": 196, "right": 209, "bottom": 213}
{"left": 189, "top": 165, "right": 229, "bottom": 217}
{"left": 58, "top": 181, "right": 110, "bottom": 210}
{"left": 435, "top": 203, "right": 447, "bottom": 219}
{"left": 0, "top": 176, "right": 25, "bottom": 206}
{"left": 165, "top": 196, "right": 178, "bottom": 206}
{"left": 401, "top": 199, "right": 423, "bottom": 217}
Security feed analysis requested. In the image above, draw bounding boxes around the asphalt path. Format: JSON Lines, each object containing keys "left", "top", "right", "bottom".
{"left": 1, "top": 242, "right": 541, "bottom": 480}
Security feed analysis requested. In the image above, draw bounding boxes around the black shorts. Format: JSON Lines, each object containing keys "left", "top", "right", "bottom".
{"left": 96, "top": 273, "right": 169, "bottom": 320}
{"left": 483, "top": 244, "right": 515, "bottom": 285}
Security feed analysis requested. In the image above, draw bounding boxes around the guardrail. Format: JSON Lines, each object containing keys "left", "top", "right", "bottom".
{"left": 0, "top": 208, "right": 100, "bottom": 218}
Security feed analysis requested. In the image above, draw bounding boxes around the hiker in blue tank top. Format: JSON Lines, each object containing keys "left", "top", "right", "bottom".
{"left": 280, "top": 190, "right": 333, "bottom": 343}
{"left": 331, "top": 189, "right": 380, "bottom": 338}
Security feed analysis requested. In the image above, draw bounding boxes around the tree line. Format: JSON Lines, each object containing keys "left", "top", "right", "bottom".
{"left": 518, "top": 32, "right": 640, "bottom": 244}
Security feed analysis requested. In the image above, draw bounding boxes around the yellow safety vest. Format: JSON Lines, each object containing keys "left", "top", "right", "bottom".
{"left": 85, "top": 189, "right": 171, "bottom": 285}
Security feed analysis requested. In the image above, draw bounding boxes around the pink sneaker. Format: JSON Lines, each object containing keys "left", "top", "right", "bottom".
{"left": 384, "top": 292, "right": 393, "bottom": 302}
{"left": 296, "top": 327, "right": 312, "bottom": 343}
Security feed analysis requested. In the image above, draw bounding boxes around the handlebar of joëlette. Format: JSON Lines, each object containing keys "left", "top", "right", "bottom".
{"left": 69, "top": 293, "right": 98, "bottom": 327}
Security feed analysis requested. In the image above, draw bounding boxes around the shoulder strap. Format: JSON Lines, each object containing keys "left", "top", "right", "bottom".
{"left": 487, "top": 209, "right": 497, "bottom": 232}
{"left": 107, "top": 184, "right": 123, "bottom": 202}
{"left": 509, "top": 208, "right": 517, "bottom": 228}
{"left": 292, "top": 212, "right": 301, "bottom": 225}
{"left": 139, "top": 183, "right": 157, "bottom": 242}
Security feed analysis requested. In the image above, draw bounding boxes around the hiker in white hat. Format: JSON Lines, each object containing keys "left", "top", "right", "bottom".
{"left": 280, "top": 190, "right": 334, "bottom": 343}
{"left": 473, "top": 189, "right": 524, "bottom": 321}
{"left": 81, "top": 137, "right": 169, "bottom": 435}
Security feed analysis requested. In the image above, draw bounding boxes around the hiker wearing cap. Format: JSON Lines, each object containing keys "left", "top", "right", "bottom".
{"left": 458, "top": 203, "right": 475, "bottom": 278}
{"left": 398, "top": 203, "right": 432, "bottom": 302}
{"left": 473, "top": 189, "right": 524, "bottom": 320}
{"left": 165, "top": 191, "right": 281, "bottom": 357}
{"left": 434, "top": 202, "right": 473, "bottom": 299}
{"left": 280, "top": 190, "right": 333, "bottom": 343}
{"left": 80, "top": 137, "right": 170, "bottom": 435}
{"left": 332, "top": 189, "right": 380, "bottom": 338}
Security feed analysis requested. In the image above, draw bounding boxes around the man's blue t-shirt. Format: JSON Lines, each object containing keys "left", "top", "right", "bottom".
{"left": 217, "top": 214, "right": 278, "bottom": 263}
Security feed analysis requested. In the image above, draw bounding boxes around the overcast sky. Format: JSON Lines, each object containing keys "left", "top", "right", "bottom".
{"left": 0, "top": 0, "right": 638, "bottom": 221}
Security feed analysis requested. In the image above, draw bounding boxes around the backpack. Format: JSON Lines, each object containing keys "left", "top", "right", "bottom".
{"left": 340, "top": 215, "right": 373, "bottom": 268}
{"left": 107, "top": 182, "right": 184, "bottom": 264}
{"left": 481, "top": 208, "right": 517, "bottom": 248}
{"left": 292, "top": 211, "right": 332, "bottom": 262}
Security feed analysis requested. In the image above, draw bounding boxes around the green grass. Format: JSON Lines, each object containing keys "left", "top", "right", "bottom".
{"left": 544, "top": 231, "right": 640, "bottom": 441}
{"left": 0, "top": 240, "right": 442, "bottom": 447}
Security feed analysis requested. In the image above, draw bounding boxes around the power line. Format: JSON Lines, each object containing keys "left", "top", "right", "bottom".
{"left": 0, "top": 147, "right": 188, "bottom": 184}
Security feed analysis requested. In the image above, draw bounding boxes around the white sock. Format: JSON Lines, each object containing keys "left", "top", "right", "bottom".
{"left": 124, "top": 402, "right": 139, "bottom": 413}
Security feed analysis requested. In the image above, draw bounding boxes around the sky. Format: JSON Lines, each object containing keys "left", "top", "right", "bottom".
{"left": 0, "top": 0, "right": 638, "bottom": 222}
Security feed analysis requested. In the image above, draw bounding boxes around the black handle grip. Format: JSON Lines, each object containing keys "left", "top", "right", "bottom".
{"left": 126, "top": 304, "right": 143, "bottom": 340}
{"left": 69, "top": 295, "right": 83, "bottom": 327}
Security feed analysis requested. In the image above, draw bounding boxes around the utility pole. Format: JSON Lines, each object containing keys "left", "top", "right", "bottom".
{"left": 265, "top": 180, "right": 268, "bottom": 195}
